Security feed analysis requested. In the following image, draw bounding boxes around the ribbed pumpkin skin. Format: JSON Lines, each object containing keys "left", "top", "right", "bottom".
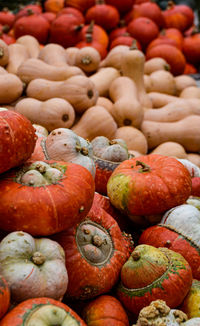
{"left": 65, "top": 0, "right": 95, "bottom": 12}
{"left": 0, "top": 297, "right": 86, "bottom": 326}
{"left": 139, "top": 225, "right": 200, "bottom": 280}
{"left": 183, "top": 34, "right": 200, "bottom": 66}
{"left": 181, "top": 279, "right": 200, "bottom": 318}
{"left": 107, "top": 154, "right": 192, "bottom": 216}
{"left": 0, "top": 276, "right": 10, "bottom": 320}
{"left": 0, "top": 110, "right": 37, "bottom": 174}
{"left": 0, "top": 160, "right": 95, "bottom": 236}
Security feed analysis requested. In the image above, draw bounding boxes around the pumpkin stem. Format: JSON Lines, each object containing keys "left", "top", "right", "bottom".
{"left": 167, "top": 0, "right": 175, "bottom": 9}
{"left": 92, "top": 235, "right": 103, "bottom": 247}
{"left": 2, "top": 25, "right": 10, "bottom": 33}
{"left": 31, "top": 251, "right": 45, "bottom": 265}
{"left": 0, "top": 48, "right": 4, "bottom": 58}
{"left": 109, "top": 140, "right": 118, "bottom": 145}
{"left": 118, "top": 19, "right": 126, "bottom": 27}
{"left": 74, "top": 24, "right": 84, "bottom": 32}
{"left": 164, "top": 64, "right": 170, "bottom": 71}
{"left": 136, "top": 160, "right": 151, "bottom": 172}
{"left": 130, "top": 40, "right": 138, "bottom": 50}
{"left": 81, "top": 147, "right": 89, "bottom": 156}
{"left": 27, "top": 8, "right": 34, "bottom": 15}
{"left": 131, "top": 251, "right": 140, "bottom": 261}
{"left": 86, "top": 20, "right": 94, "bottom": 43}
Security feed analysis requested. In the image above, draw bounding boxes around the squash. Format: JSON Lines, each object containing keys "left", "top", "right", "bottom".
{"left": 144, "top": 57, "right": 170, "bottom": 74}
{"left": 0, "top": 67, "right": 8, "bottom": 74}
{"left": 100, "top": 44, "right": 129, "bottom": 70}
{"left": 109, "top": 76, "right": 144, "bottom": 128}
{"left": 121, "top": 47, "right": 153, "bottom": 108}
{"left": 0, "top": 231, "right": 68, "bottom": 302}
{"left": 89, "top": 67, "right": 120, "bottom": 97}
{"left": 180, "top": 86, "right": 200, "bottom": 99}
{"left": 141, "top": 115, "right": 200, "bottom": 152}
{"left": 6, "top": 43, "right": 29, "bottom": 75}
{"left": 151, "top": 141, "right": 188, "bottom": 158}
{"left": 16, "top": 35, "right": 40, "bottom": 58}
{"left": 148, "top": 70, "right": 176, "bottom": 95}
{"left": 148, "top": 92, "right": 180, "bottom": 108}
{"left": 72, "top": 105, "right": 117, "bottom": 140}
{"left": 181, "top": 279, "right": 200, "bottom": 318}
{"left": 15, "top": 98, "right": 75, "bottom": 131}
{"left": 26, "top": 75, "right": 98, "bottom": 114}
{"left": 187, "top": 153, "right": 200, "bottom": 167}
{"left": 65, "top": 46, "right": 80, "bottom": 65}
{"left": 0, "top": 73, "right": 23, "bottom": 104}
{"left": 144, "top": 74, "right": 152, "bottom": 93}
{"left": 175, "top": 74, "right": 197, "bottom": 95}
{"left": 17, "top": 58, "right": 84, "bottom": 84}
{"left": 114, "top": 126, "right": 148, "bottom": 154}
{"left": 0, "top": 39, "right": 9, "bottom": 67}
{"left": 38, "top": 43, "right": 68, "bottom": 66}
{"left": 33, "top": 124, "right": 49, "bottom": 137}
{"left": 96, "top": 96, "right": 113, "bottom": 115}
{"left": 143, "top": 99, "right": 200, "bottom": 122}
{"left": 73, "top": 46, "right": 101, "bottom": 73}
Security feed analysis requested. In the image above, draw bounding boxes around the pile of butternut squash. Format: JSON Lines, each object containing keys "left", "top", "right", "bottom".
{"left": 1, "top": 34, "right": 200, "bottom": 166}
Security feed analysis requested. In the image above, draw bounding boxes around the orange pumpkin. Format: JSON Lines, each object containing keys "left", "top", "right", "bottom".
{"left": 44, "top": 0, "right": 65, "bottom": 13}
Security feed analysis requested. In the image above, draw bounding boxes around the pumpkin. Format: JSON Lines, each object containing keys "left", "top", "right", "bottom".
{"left": 14, "top": 4, "right": 42, "bottom": 21}
{"left": 82, "top": 295, "right": 129, "bottom": 325}
{"left": 181, "top": 279, "right": 200, "bottom": 318}
{"left": 65, "top": 0, "right": 95, "bottom": 13}
{"left": 0, "top": 297, "right": 87, "bottom": 326}
{"left": 0, "top": 275, "right": 10, "bottom": 320}
{"left": 117, "top": 244, "right": 192, "bottom": 315}
{"left": 110, "top": 34, "right": 142, "bottom": 50}
{"left": 41, "top": 11, "right": 57, "bottom": 24}
{"left": 52, "top": 197, "right": 132, "bottom": 300}
{"left": 57, "top": 7, "right": 85, "bottom": 24}
{"left": 0, "top": 160, "right": 95, "bottom": 236}
{"left": 159, "top": 28, "right": 184, "bottom": 49}
{"left": 107, "top": 154, "right": 192, "bottom": 225}
{"left": 183, "top": 33, "right": 200, "bottom": 66}
{"left": 0, "top": 109, "right": 37, "bottom": 174}
{"left": 109, "top": 25, "right": 127, "bottom": 43}
{"left": 184, "top": 62, "right": 197, "bottom": 74}
{"left": 105, "top": 0, "right": 133, "bottom": 14}
{"left": 0, "top": 231, "right": 68, "bottom": 302}
{"left": 44, "top": 0, "right": 65, "bottom": 13}
{"left": 0, "top": 9, "right": 15, "bottom": 28}
{"left": 128, "top": 2, "right": 164, "bottom": 28}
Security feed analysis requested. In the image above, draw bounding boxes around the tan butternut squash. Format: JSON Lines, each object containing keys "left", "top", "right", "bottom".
{"left": 109, "top": 76, "right": 144, "bottom": 128}
{"left": 144, "top": 57, "right": 170, "bottom": 75}
{"left": 89, "top": 67, "right": 120, "bottom": 97}
{"left": 65, "top": 47, "right": 80, "bottom": 66}
{"left": 150, "top": 141, "right": 188, "bottom": 158}
{"left": 16, "top": 35, "right": 41, "bottom": 59}
{"left": 6, "top": 44, "right": 29, "bottom": 75}
{"left": 0, "top": 39, "right": 9, "bottom": 67}
{"left": 38, "top": 43, "right": 68, "bottom": 66}
{"left": 72, "top": 105, "right": 117, "bottom": 140}
{"left": 100, "top": 45, "right": 129, "bottom": 70}
{"left": 74, "top": 47, "right": 101, "bottom": 73}
{"left": 148, "top": 70, "right": 176, "bottom": 95}
{"left": 128, "top": 150, "right": 143, "bottom": 157}
{"left": 15, "top": 98, "right": 75, "bottom": 131}
{"left": 187, "top": 153, "right": 200, "bottom": 167}
{"left": 0, "top": 73, "right": 23, "bottom": 104}
{"left": 0, "top": 67, "right": 8, "bottom": 74}
{"left": 175, "top": 75, "right": 197, "bottom": 96}
{"left": 179, "top": 86, "right": 200, "bottom": 99}
{"left": 96, "top": 97, "right": 113, "bottom": 115}
{"left": 114, "top": 126, "right": 148, "bottom": 154}
{"left": 148, "top": 92, "right": 179, "bottom": 108}
{"left": 141, "top": 115, "right": 200, "bottom": 152}
{"left": 144, "top": 99, "right": 200, "bottom": 122}
{"left": 26, "top": 75, "right": 98, "bottom": 113}
{"left": 17, "top": 58, "right": 84, "bottom": 83}
{"left": 144, "top": 74, "right": 152, "bottom": 93}
{"left": 121, "top": 48, "right": 152, "bottom": 108}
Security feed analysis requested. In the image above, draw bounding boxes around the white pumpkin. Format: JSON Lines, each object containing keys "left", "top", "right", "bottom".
{"left": 177, "top": 158, "right": 200, "bottom": 177}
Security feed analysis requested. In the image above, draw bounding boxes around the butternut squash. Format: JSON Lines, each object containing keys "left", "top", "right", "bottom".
{"left": 144, "top": 57, "right": 170, "bottom": 75}
{"left": 128, "top": 150, "right": 143, "bottom": 157}
{"left": 72, "top": 105, "right": 117, "bottom": 140}
{"left": 6, "top": 44, "right": 29, "bottom": 75}
{"left": 150, "top": 141, "right": 188, "bottom": 158}
{"left": 0, "top": 39, "right": 9, "bottom": 67}
{"left": 148, "top": 70, "right": 176, "bottom": 95}
{"left": 0, "top": 67, "right": 8, "bottom": 74}
{"left": 141, "top": 115, "right": 200, "bottom": 152}
{"left": 17, "top": 58, "right": 84, "bottom": 83}
{"left": 38, "top": 43, "right": 68, "bottom": 66}
{"left": 15, "top": 98, "right": 75, "bottom": 131}
{"left": 0, "top": 73, "right": 23, "bottom": 104}
{"left": 144, "top": 99, "right": 200, "bottom": 122}
{"left": 109, "top": 76, "right": 144, "bottom": 129}
{"left": 65, "top": 47, "right": 80, "bottom": 66}
{"left": 100, "top": 45, "right": 129, "bottom": 70}
{"left": 26, "top": 75, "right": 98, "bottom": 113}
{"left": 74, "top": 47, "right": 101, "bottom": 73}
{"left": 121, "top": 48, "right": 152, "bottom": 108}
{"left": 187, "top": 153, "right": 200, "bottom": 167}
{"left": 179, "top": 86, "right": 200, "bottom": 99}
{"left": 16, "top": 35, "right": 41, "bottom": 59}
{"left": 148, "top": 92, "right": 179, "bottom": 108}
{"left": 175, "top": 75, "right": 197, "bottom": 96}
{"left": 114, "top": 126, "right": 148, "bottom": 154}
{"left": 144, "top": 74, "right": 152, "bottom": 93}
{"left": 89, "top": 67, "right": 120, "bottom": 97}
{"left": 96, "top": 97, "right": 113, "bottom": 115}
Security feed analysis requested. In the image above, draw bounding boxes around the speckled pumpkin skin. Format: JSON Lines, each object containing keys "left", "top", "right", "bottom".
{"left": 107, "top": 154, "right": 192, "bottom": 217}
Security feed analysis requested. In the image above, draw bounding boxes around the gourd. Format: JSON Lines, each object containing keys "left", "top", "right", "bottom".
{"left": 100, "top": 44, "right": 130, "bottom": 70}
{"left": 181, "top": 279, "right": 200, "bottom": 318}
{"left": 65, "top": 46, "right": 80, "bottom": 65}
{"left": 72, "top": 105, "right": 117, "bottom": 140}
{"left": 144, "top": 57, "right": 170, "bottom": 74}
{"left": 121, "top": 47, "right": 153, "bottom": 108}
{"left": 38, "top": 43, "right": 68, "bottom": 66}
{"left": 0, "top": 73, "right": 23, "bottom": 104}
{"left": 17, "top": 58, "right": 84, "bottom": 84}
{"left": 147, "top": 70, "right": 176, "bottom": 95}
{"left": 187, "top": 153, "right": 200, "bottom": 167}
{"left": 175, "top": 74, "right": 197, "bottom": 95}
{"left": 26, "top": 75, "right": 98, "bottom": 114}
{"left": 151, "top": 141, "right": 188, "bottom": 158}
{"left": 89, "top": 67, "right": 120, "bottom": 97}
{"left": 16, "top": 35, "right": 41, "bottom": 58}
{"left": 6, "top": 43, "right": 29, "bottom": 75}
{"left": 96, "top": 96, "right": 113, "bottom": 115}
{"left": 141, "top": 115, "right": 200, "bottom": 152}
{"left": 0, "top": 39, "right": 9, "bottom": 67}
{"left": 180, "top": 86, "right": 200, "bottom": 99}
{"left": 109, "top": 76, "right": 144, "bottom": 128}
{"left": 33, "top": 124, "right": 48, "bottom": 137}
{"left": 73, "top": 46, "right": 101, "bottom": 73}
{"left": 114, "top": 126, "right": 148, "bottom": 154}
{"left": 0, "top": 231, "right": 68, "bottom": 302}
{"left": 144, "top": 74, "right": 152, "bottom": 93}
{"left": 148, "top": 92, "right": 180, "bottom": 108}
{"left": 15, "top": 98, "right": 75, "bottom": 131}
